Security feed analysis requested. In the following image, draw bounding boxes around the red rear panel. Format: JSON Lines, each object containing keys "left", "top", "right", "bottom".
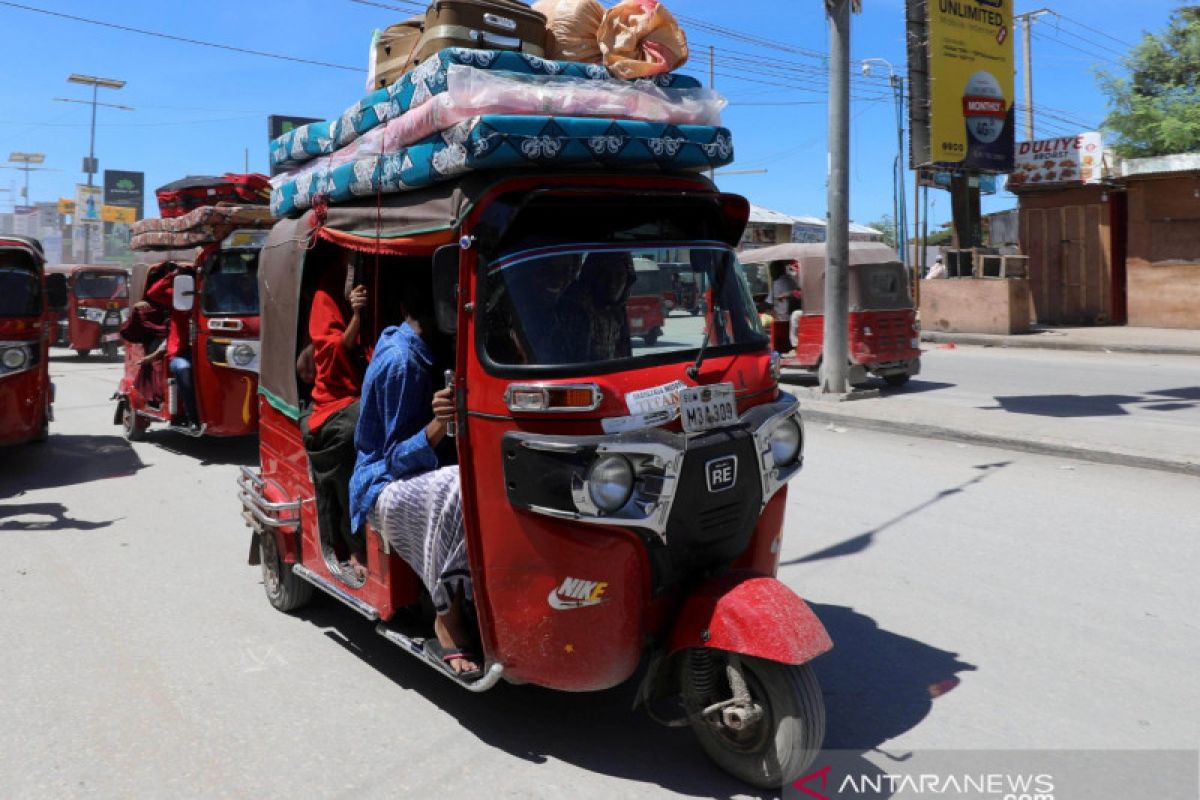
{"left": 849, "top": 309, "right": 920, "bottom": 365}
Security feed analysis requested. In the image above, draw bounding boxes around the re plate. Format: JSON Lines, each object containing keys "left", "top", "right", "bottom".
{"left": 680, "top": 383, "right": 738, "bottom": 434}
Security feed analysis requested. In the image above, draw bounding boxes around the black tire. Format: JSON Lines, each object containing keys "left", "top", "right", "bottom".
{"left": 75, "top": 348, "right": 91, "bottom": 358}
{"left": 883, "top": 373, "right": 911, "bottom": 387}
{"left": 259, "top": 530, "right": 314, "bottom": 613}
{"left": 683, "top": 653, "right": 825, "bottom": 789}
{"left": 120, "top": 402, "right": 146, "bottom": 442}
{"left": 32, "top": 415, "right": 48, "bottom": 444}
{"left": 643, "top": 329, "right": 661, "bottom": 346}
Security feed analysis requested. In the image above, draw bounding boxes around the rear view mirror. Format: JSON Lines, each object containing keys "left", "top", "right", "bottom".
{"left": 431, "top": 245, "right": 459, "bottom": 335}
{"left": 172, "top": 274, "right": 195, "bottom": 312}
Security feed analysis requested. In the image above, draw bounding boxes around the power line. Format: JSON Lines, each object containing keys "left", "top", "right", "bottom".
{"left": 1032, "top": 29, "right": 1123, "bottom": 68}
{"left": 1050, "top": 11, "right": 1139, "bottom": 52}
{"left": 0, "top": 1, "right": 363, "bottom": 72}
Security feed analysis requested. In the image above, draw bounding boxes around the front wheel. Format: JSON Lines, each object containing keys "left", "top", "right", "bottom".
{"left": 683, "top": 651, "right": 825, "bottom": 789}
{"left": 259, "top": 530, "right": 314, "bottom": 613}
{"left": 643, "top": 329, "right": 661, "bottom": 346}
{"left": 120, "top": 402, "right": 147, "bottom": 442}
{"left": 75, "top": 348, "right": 91, "bottom": 358}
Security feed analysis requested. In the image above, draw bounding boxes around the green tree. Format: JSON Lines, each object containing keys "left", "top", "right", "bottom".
{"left": 1099, "top": 7, "right": 1200, "bottom": 158}
{"left": 865, "top": 214, "right": 897, "bottom": 248}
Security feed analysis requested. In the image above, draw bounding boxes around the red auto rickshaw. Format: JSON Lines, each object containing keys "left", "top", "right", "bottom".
{"left": 741, "top": 242, "right": 921, "bottom": 386}
{"left": 0, "top": 235, "right": 53, "bottom": 445}
{"left": 116, "top": 230, "right": 266, "bottom": 439}
{"left": 240, "top": 172, "right": 831, "bottom": 788}
{"left": 627, "top": 257, "right": 667, "bottom": 345}
{"left": 45, "top": 264, "right": 130, "bottom": 358}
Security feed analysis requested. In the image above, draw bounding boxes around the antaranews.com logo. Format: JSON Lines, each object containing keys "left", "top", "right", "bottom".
{"left": 784, "top": 750, "right": 1197, "bottom": 799}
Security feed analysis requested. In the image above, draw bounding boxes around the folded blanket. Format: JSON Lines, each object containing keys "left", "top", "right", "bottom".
{"left": 271, "top": 115, "right": 733, "bottom": 217}
{"left": 130, "top": 205, "right": 275, "bottom": 251}
{"left": 270, "top": 47, "right": 703, "bottom": 171}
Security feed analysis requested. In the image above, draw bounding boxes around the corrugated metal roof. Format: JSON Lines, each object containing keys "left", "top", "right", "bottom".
{"left": 747, "top": 203, "right": 798, "bottom": 225}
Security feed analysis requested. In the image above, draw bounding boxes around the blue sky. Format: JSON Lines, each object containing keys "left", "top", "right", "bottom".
{"left": 0, "top": 1, "right": 1177, "bottom": 234}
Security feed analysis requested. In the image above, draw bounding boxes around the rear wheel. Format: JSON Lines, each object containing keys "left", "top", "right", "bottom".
{"left": 883, "top": 372, "right": 911, "bottom": 387}
{"left": 683, "top": 651, "right": 825, "bottom": 789}
{"left": 643, "top": 329, "right": 661, "bottom": 346}
{"left": 75, "top": 348, "right": 91, "bottom": 358}
{"left": 121, "top": 402, "right": 147, "bottom": 442}
{"left": 259, "top": 529, "right": 314, "bottom": 613}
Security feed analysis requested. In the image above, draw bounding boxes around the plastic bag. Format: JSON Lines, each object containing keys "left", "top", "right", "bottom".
{"left": 597, "top": 0, "right": 689, "bottom": 80}
{"left": 533, "top": 0, "right": 605, "bottom": 63}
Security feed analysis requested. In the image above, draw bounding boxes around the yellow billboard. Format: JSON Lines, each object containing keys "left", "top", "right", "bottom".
{"left": 101, "top": 204, "right": 137, "bottom": 224}
{"left": 57, "top": 198, "right": 75, "bottom": 215}
{"left": 928, "top": 0, "right": 1015, "bottom": 173}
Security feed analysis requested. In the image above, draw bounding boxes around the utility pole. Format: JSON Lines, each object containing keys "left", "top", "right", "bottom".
{"left": 57, "top": 74, "right": 130, "bottom": 263}
{"left": 1015, "top": 9, "right": 1052, "bottom": 141}
{"left": 822, "top": 0, "right": 852, "bottom": 395}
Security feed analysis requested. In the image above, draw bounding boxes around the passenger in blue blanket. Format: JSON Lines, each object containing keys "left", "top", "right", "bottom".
{"left": 349, "top": 284, "right": 479, "bottom": 680}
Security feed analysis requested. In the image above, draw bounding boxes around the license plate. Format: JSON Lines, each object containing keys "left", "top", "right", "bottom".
{"left": 631, "top": 317, "right": 644, "bottom": 328}
{"left": 102, "top": 332, "right": 121, "bottom": 343}
{"left": 680, "top": 382, "right": 738, "bottom": 434}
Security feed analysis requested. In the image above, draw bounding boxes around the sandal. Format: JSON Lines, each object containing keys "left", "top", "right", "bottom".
{"left": 425, "top": 639, "right": 484, "bottom": 682}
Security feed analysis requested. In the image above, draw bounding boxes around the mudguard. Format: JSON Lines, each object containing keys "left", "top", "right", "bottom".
{"left": 667, "top": 571, "right": 832, "bottom": 665}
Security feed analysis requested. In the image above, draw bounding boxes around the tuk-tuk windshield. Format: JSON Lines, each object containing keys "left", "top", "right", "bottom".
{"left": 484, "top": 242, "right": 765, "bottom": 369}
{"left": 203, "top": 249, "right": 260, "bottom": 316}
{"left": 0, "top": 264, "right": 40, "bottom": 317}
{"left": 74, "top": 271, "right": 128, "bottom": 300}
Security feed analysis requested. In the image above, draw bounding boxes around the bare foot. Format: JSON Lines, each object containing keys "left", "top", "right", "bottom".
{"left": 433, "top": 602, "right": 480, "bottom": 675}
{"left": 347, "top": 551, "right": 368, "bottom": 582}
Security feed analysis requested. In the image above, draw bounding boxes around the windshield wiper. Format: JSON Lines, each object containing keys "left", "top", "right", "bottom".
{"left": 686, "top": 258, "right": 730, "bottom": 381}
{"left": 685, "top": 323, "right": 712, "bottom": 381}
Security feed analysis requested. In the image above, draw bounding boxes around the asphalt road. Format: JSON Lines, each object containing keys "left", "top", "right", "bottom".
{"left": 1, "top": 354, "right": 1197, "bottom": 798}
{"left": 891, "top": 345, "right": 1200, "bottom": 432}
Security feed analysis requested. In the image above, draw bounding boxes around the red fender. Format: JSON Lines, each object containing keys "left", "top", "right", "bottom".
{"left": 667, "top": 571, "right": 832, "bottom": 665}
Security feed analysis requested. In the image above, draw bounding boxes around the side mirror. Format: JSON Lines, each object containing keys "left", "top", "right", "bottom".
{"left": 172, "top": 274, "right": 195, "bottom": 312}
{"left": 431, "top": 245, "right": 459, "bottom": 335}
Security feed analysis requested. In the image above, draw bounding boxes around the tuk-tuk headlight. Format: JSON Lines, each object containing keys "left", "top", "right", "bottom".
{"left": 768, "top": 419, "right": 802, "bottom": 467}
{"left": 2, "top": 347, "right": 28, "bottom": 370}
{"left": 231, "top": 343, "right": 256, "bottom": 367}
{"left": 586, "top": 455, "right": 634, "bottom": 513}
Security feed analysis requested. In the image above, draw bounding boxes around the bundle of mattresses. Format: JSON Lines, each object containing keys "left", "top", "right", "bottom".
{"left": 130, "top": 205, "right": 276, "bottom": 252}
{"left": 268, "top": 47, "right": 731, "bottom": 217}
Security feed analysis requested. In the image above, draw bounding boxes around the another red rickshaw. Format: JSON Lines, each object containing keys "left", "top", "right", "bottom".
{"left": 627, "top": 257, "right": 667, "bottom": 345}
{"left": 0, "top": 235, "right": 53, "bottom": 445}
{"left": 741, "top": 242, "right": 921, "bottom": 386}
{"left": 240, "top": 172, "right": 831, "bottom": 788}
{"left": 115, "top": 230, "right": 266, "bottom": 439}
{"left": 45, "top": 264, "right": 130, "bottom": 358}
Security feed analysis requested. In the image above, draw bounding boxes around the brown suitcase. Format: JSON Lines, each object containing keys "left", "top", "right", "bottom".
{"left": 414, "top": 0, "right": 547, "bottom": 65}
{"left": 372, "top": 17, "right": 425, "bottom": 90}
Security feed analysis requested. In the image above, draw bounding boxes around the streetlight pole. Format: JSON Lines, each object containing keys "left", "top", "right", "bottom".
{"left": 862, "top": 58, "right": 908, "bottom": 271}
{"left": 59, "top": 73, "right": 128, "bottom": 263}
{"left": 7, "top": 152, "right": 46, "bottom": 208}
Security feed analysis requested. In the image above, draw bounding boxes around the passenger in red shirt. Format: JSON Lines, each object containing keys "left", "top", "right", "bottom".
{"left": 139, "top": 265, "right": 199, "bottom": 428}
{"left": 303, "top": 254, "right": 369, "bottom": 584}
